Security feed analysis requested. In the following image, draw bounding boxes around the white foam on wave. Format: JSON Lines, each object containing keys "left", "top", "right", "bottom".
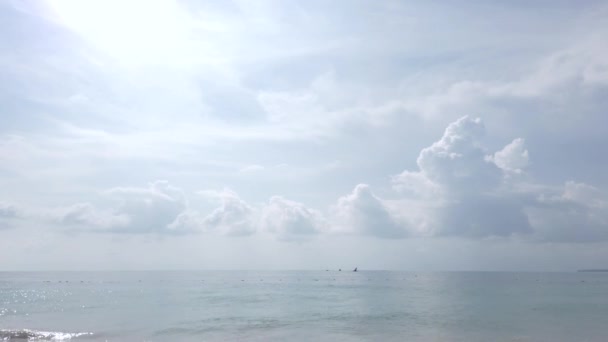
{"left": 0, "top": 329, "right": 93, "bottom": 341}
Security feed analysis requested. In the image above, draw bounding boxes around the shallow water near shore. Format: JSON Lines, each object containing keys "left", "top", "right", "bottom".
{"left": 1, "top": 271, "right": 608, "bottom": 341}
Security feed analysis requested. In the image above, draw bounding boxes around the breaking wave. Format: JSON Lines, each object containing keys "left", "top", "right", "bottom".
{"left": 0, "top": 329, "right": 93, "bottom": 341}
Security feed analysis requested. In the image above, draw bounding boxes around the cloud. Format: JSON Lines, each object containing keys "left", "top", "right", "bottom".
{"left": 393, "top": 116, "right": 532, "bottom": 238}
{"left": 437, "top": 194, "right": 532, "bottom": 237}
{"left": 331, "top": 184, "right": 409, "bottom": 239}
{"left": 55, "top": 202, "right": 129, "bottom": 229}
{"left": 562, "top": 181, "right": 605, "bottom": 206}
{"left": 8, "top": 115, "right": 572, "bottom": 242}
{"left": 509, "top": 35, "right": 608, "bottom": 94}
{"left": 0, "top": 182, "right": 191, "bottom": 235}
{"left": 0, "top": 200, "right": 127, "bottom": 232}
{"left": 489, "top": 138, "right": 529, "bottom": 174}
{"left": 255, "top": 71, "right": 390, "bottom": 140}
{"left": 391, "top": 171, "right": 440, "bottom": 199}
{"left": 39, "top": 181, "right": 192, "bottom": 235}
{"left": 2, "top": 117, "right": 606, "bottom": 244}
{"left": 394, "top": 116, "right": 502, "bottom": 196}
{"left": 173, "top": 190, "right": 327, "bottom": 240}
{"left": 50, "top": 184, "right": 258, "bottom": 236}
{"left": 389, "top": 115, "right": 608, "bottom": 241}
{"left": 171, "top": 189, "right": 257, "bottom": 236}
{"left": 261, "top": 196, "right": 324, "bottom": 241}
{"left": 99, "top": 180, "right": 189, "bottom": 234}
{"left": 372, "top": 25, "right": 608, "bottom": 123}
{"left": 527, "top": 182, "right": 608, "bottom": 242}
{"left": 198, "top": 189, "right": 257, "bottom": 236}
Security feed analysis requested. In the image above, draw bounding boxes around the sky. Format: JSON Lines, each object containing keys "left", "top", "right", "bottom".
{"left": 1, "top": 0, "right": 608, "bottom": 271}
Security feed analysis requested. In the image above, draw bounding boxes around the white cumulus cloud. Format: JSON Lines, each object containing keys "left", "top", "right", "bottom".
{"left": 261, "top": 196, "right": 325, "bottom": 241}
{"left": 330, "top": 184, "right": 409, "bottom": 238}
{"left": 393, "top": 116, "right": 532, "bottom": 238}
{"left": 101, "top": 180, "right": 189, "bottom": 234}
{"left": 171, "top": 189, "right": 257, "bottom": 236}
{"left": 490, "top": 138, "right": 529, "bottom": 174}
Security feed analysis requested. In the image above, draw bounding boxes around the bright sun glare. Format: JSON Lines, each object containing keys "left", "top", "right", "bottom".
{"left": 48, "top": 0, "right": 191, "bottom": 65}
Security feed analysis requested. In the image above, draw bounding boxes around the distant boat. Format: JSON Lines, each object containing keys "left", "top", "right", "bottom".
{"left": 353, "top": 267, "right": 358, "bottom": 272}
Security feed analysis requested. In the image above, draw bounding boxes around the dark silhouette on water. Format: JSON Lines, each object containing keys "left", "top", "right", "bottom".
{"left": 353, "top": 267, "right": 358, "bottom": 272}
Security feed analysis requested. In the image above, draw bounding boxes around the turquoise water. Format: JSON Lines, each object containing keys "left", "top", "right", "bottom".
{"left": 1, "top": 271, "right": 608, "bottom": 341}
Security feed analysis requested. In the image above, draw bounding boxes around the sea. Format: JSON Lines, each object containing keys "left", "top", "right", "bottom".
{"left": 1, "top": 271, "right": 608, "bottom": 341}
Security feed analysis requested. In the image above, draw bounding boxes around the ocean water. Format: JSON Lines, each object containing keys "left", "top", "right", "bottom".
{"left": 1, "top": 271, "right": 608, "bottom": 341}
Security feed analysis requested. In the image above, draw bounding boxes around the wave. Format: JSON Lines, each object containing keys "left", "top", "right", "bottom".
{"left": 0, "top": 329, "right": 93, "bottom": 341}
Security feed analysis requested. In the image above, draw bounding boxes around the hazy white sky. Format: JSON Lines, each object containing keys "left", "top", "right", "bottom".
{"left": 1, "top": 0, "right": 608, "bottom": 271}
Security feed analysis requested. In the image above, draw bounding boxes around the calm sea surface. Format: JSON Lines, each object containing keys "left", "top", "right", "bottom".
{"left": 1, "top": 271, "right": 608, "bottom": 341}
